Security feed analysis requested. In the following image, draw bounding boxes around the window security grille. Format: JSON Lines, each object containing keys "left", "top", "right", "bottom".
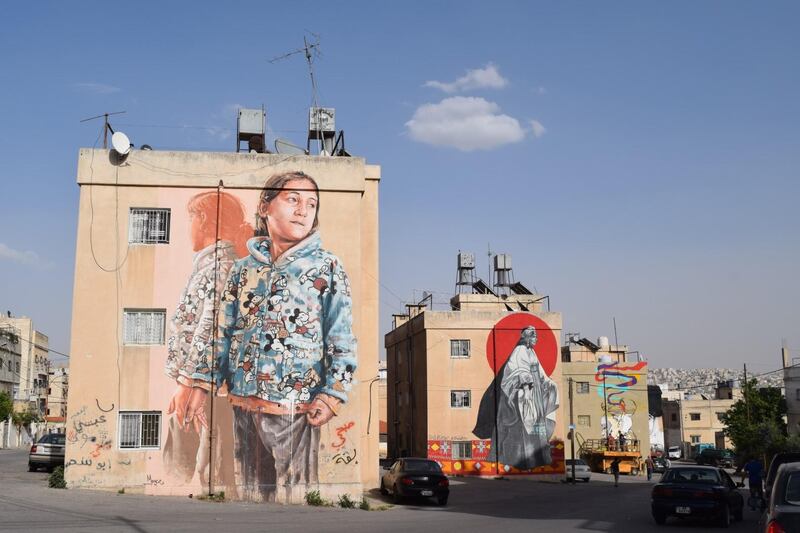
{"left": 689, "top": 413, "right": 701, "bottom": 421}
{"left": 129, "top": 208, "right": 171, "bottom": 244}
{"left": 576, "top": 382, "right": 590, "bottom": 394}
{"left": 452, "top": 441, "right": 472, "bottom": 460}
{"left": 450, "top": 390, "right": 471, "bottom": 408}
{"left": 119, "top": 412, "right": 161, "bottom": 449}
{"left": 450, "top": 339, "right": 471, "bottom": 358}
{"left": 123, "top": 310, "right": 166, "bottom": 345}
{"left": 577, "top": 415, "right": 591, "bottom": 426}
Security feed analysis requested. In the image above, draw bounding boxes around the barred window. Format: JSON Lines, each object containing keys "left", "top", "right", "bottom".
{"left": 576, "top": 382, "right": 590, "bottom": 394}
{"left": 452, "top": 441, "right": 472, "bottom": 460}
{"left": 450, "top": 339, "right": 470, "bottom": 358}
{"left": 123, "top": 309, "right": 166, "bottom": 345}
{"left": 119, "top": 411, "right": 161, "bottom": 449}
{"left": 690, "top": 412, "right": 701, "bottom": 421}
{"left": 578, "top": 415, "right": 591, "bottom": 426}
{"left": 129, "top": 208, "right": 171, "bottom": 244}
{"left": 450, "top": 390, "right": 471, "bottom": 408}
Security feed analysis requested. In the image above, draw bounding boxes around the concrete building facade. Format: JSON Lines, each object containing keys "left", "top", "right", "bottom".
{"left": 66, "top": 149, "right": 380, "bottom": 503}
{"left": 782, "top": 345, "right": 800, "bottom": 437}
{"left": 385, "top": 293, "right": 565, "bottom": 479}
{"left": 45, "top": 366, "right": 69, "bottom": 432}
{"left": 662, "top": 383, "right": 738, "bottom": 455}
{"left": 0, "top": 317, "right": 49, "bottom": 415}
{"left": 0, "top": 324, "right": 22, "bottom": 398}
{"left": 561, "top": 339, "right": 651, "bottom": 465}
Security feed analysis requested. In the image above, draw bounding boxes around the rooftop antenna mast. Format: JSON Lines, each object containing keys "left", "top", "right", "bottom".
{"left": 80, "top": 111, "right": 126, "bottom": 149}
{"left": 268, "top": 33, "right": 322, "bottom": 109}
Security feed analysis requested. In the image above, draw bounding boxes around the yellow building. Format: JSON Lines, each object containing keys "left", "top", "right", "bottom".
{"left": 561, "top": 338, "right": 651, "bottom": 468}
{"left": 386, "top": 291, "right": 565, "bottom": 479}
{"left": 0, "top": 316, "right": 49, "bottom": 415}
{"left": 66, "top": 148, "right": 380, "bottom": 503}
{"left": 663, "top": 383, "right": 738, "bottom": 454}
{"left": 45, "top": 366, "right": 69, "bottom": 432}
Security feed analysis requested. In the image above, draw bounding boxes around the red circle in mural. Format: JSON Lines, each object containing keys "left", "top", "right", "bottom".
{"left": 485, "top": 313, "right": 557, "bottom": 376}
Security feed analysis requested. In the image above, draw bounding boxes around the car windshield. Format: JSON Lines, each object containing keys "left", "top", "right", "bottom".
{"left": 783, "top": 472, "right": 800, "bottom": 505}
{"left": 404, "top": 460, "right": 442, "bottom": 472}
{"left": 663, "top": 468, "right": 720, "bottom": 485}
{"left": 38, "top": 434, "right": 65, "bottom": 445}
{"left": 566, "top": 459, "right": 586, "bottom": 466}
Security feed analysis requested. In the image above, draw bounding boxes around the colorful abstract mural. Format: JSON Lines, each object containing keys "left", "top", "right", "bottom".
{"left": 470, "top": 313, "right": 562, "bottom": 475}
{"left": 595, "top": 360, "right": 647, "bottom": 442}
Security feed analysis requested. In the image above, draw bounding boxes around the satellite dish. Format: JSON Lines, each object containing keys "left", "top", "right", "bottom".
{"left": 111, "top": 131, "right": 131, "bottom": 155}
{"left": 274, "top": 138, "right": 308, "bottom": 155}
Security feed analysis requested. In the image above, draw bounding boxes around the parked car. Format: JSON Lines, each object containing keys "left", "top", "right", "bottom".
{"left": 668, "top": 446, "right": 682, "bottom": 460}
{"left": 651, "top": 465, "right": 744, "bottom": 527}
{"left": 652, "top": 456, "right": 671, "bottom": 474}
{"left": 28, "top": 433, "right": 66, "bottom": 472}
{"left": 765, "top": 452, "right": 800, "bottom": 503}
{"left": 762, "top": 463, "right": 800, "bottom": 533}
{"left": 565, "top": 458, "right": 591, "bottom": 482}
{"left": 696, "top": 448, "right": 733, "bottom": 468}
{"left": 380, "top": 458, "right": 449, "bottom": 505}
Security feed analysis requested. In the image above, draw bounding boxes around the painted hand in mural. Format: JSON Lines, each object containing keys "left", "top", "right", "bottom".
{"left": 305, "top": 397, "right": 335, "bottom": 427}
{"left": 167, "top": 383, "right": 193, "bottom": 430}
{"left": 184, "top": 388, "right": 209, "bottom": 432}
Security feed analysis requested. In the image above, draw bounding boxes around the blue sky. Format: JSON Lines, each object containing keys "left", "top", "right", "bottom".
{"left": 0, "top": 1, "right": 797, "bottom": 371}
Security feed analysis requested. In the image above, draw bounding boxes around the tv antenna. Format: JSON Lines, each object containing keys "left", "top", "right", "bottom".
{"left": 268, "top": 34, "right": 322, "bottom": 108}
{"left": 80, "top": 111, "right": 126, "bottom": 149}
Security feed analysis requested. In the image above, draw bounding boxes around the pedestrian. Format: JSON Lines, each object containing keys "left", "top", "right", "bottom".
{"left": 645, "top": 455, "right": 654, "bottom": 481}
{"left": 611, "top": 457, "right": 621, "bottom": 487}
{"left": 618, "top": 431, "right": 626, "bottom": 451}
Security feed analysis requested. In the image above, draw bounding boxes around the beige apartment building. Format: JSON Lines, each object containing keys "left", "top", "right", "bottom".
{"left": 663, "top": 382, "right": 738, "bottom": 454}
{"left": 0, "top": 316, "right": 49, "bottom": 415}
{"left": 561, "top": 338, "right": 651, "bottom": 464}
{"left": 66, "top": 147, "right": 380, "bottom": 503}
{"left": 386, "top": 291, "right": 565, "bottom": 479}
{"left": 0, "top": 324, "right": 22, "bottom": 397}
{"left": 45, "top": 366, "right": 69, "bottom": 432}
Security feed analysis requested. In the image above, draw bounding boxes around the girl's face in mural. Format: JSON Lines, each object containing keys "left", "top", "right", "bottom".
{"left": 260, "top": 179, "right": 318, "bottom": 246}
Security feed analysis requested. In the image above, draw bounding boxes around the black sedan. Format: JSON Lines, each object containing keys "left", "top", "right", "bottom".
{"left": 651, "top": 465, "right": 744, "bottom": 527}
{"left": 762, "top": 462, "right": 800, "bottom": 533}
{"left": 380, "top": 458, "right": 449, "bottom": 505}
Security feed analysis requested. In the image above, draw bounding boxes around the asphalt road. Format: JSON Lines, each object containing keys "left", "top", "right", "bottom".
{"left": 0, "top": 449, "right": 763, "bottom": 532}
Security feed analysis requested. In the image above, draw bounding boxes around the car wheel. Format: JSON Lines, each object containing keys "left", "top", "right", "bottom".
{"left": 379, "top": 479, "right": 388, "bottom": 496}
{"left": 437, "top": 495, "right": 448, "bottom": 506}
{"left": 393, "top": 484, "right": 403, "bottom": 504}
{"left": 653, "top": 512, "right": 667, "bottom": 525}
{"left": 717, "top": 504, "right": 731, "bottom": 528}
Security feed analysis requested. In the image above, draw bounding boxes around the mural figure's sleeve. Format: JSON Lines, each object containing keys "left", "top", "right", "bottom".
{"left": 317, "top": 258, "right": 356, "bottom": 411}
{"left": 192, "top": 262, "right": 241, "bottom": 391}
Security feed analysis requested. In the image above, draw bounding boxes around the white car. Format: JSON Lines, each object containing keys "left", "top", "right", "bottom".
{"left": 565, "top": 458, "right": 591, "bottom": 482}
{"left": 667, "top": 446, "right": 682, "bottom": 460}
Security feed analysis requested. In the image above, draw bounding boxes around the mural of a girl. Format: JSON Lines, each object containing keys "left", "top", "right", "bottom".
{"left": 474, "top": 326, "right": 559, "bottom": 470}
{"left": 185, "top": 171, "right": 357, "bottom": 502}
{"left": 163, "top": 191, "right": 252, "bottom": 486}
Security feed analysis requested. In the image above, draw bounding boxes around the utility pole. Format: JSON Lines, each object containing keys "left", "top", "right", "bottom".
{"left": 743, "top": 363, "right": 750, "bottom": 423}
{"left": 568, "top": 378, "right": 576, "bottom": 483}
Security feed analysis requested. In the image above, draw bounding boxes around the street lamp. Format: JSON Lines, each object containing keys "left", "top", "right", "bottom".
{"left": 599, "top": 354, "right": 613, "bottom": 448}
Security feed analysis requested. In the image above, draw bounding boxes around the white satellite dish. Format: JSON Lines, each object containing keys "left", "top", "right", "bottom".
{"left": 111, "top": 131, "right": 131, "bottom": 155}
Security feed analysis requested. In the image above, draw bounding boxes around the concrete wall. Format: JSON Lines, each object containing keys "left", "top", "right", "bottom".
{"left": 663, "top": 398, "right": 734, "bottom": 453}
{"left": 66, "top": 149, "right": 379, "bottom": 502}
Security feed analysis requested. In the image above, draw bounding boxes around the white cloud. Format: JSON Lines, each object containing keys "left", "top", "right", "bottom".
{"left": 72, "top": 82, "right": 121, "bottom": 95}
{"left": 424, "top": 64, "right": 508, "bottom": 94}
{"left": 0, "top": 243, "right": 53, "bottom": 270}
{"left": 530, "top": 120, "right": 547, "bottom": 138}
{"left": 406, "top": 96, "right": 526, "bottom": 151}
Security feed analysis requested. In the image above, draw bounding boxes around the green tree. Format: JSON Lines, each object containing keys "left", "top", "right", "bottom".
{"left": 0, "top": 391, "right": 12, "bottom": 421}
{"left": 721, "top": 379, "right": 799, "bottom": 464}
{"left": 11, "top": 408, "right": 41, "bottom": 428}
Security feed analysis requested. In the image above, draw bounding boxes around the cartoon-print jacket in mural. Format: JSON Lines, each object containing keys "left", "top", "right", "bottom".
{"left": 192, "top": 232, "right": 356, "bottom": 416}
{"left": 165, "top": 241, "right": 237, "bottom": 386}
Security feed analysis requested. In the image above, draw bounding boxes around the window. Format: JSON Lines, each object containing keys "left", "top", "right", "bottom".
{"left": 450, "top": 390, "right": 471, "bottom": 408}
{"left": 716, "top": 412, "right": 726, "bottom": 422}
{"left": 671, "top": 413, "right": 677, "bottom": 422}
{"left": 450, "top": 339, "right": 470, "bottom": 358}
{"left": 690, "top": 412, "right": 701, "bottom": 421}
{"left": 129, "top": 208, "right": 171, "bottom": 244}
{"left": 576, "top": 382, "right": 589, "bottom": 394}
{"left": 690, "top": 435, "right": 701, "bottom": 444}
{"left": 452, "top": 441, "right": 472, "bottom": 460}
{"left": 123, "top": 309, "right": 166, "bottom": 345}
{"left": 118, "top": 412, "right": 161, "bottom": 449}
{"left": 577, "top": 415, "right": 591, "bottom": 426}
